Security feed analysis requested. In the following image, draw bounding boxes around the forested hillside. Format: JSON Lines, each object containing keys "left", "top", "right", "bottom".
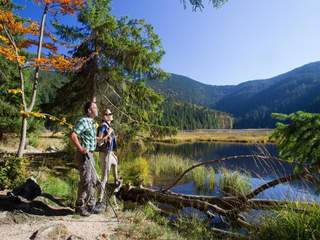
{"left": 147, "top": 74, "right": 234, "bottom": 107}
{"left": 157, "top": 99, "right": 233, "bottom": 130}
{"left": 216, "top": 61, "right": 320, "bottom": 127}
{"left": 148, "top": 62, "right": 320, "bottom": 128}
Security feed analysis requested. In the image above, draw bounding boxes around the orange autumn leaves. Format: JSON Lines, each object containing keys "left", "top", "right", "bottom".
{"left": 34, "top": 0, "right": 84, "bottom": 14}
{"left": 0, "top": 9, "right": 39, "bottom": 35}
{"left": 34, "top": 55, "right": 86, "bottom": 72}
{"left": 0, "top": 0, "right": 85, "bottom": 71}
{"left": 0, "top": 8, "right": 38, "bottom": 64}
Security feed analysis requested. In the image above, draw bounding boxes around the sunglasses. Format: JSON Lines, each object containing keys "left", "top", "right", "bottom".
{"left": 104, "top": 113, "right": 113, "bottom": 116}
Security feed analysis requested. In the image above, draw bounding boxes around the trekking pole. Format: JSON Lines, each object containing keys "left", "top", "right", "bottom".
{"left": 87, "top": 154, "right": 120, "bottom": 223}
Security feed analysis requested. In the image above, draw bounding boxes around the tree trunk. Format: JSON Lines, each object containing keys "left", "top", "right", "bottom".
{"left": 17, "top": 116, "right": 27, "bottom": 157}
{"left": 27, "top": 4, "right": 48, "bottom": 112}
{"left": 16, "top": 5, "right": 48, "bottom": 157}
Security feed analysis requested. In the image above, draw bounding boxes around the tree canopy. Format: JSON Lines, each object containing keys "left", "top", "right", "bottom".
{"left": 50, "top": 0, "right": 170, "bottom": 142}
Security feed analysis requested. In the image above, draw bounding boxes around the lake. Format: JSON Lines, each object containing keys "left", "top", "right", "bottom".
{"left": 150, "top": 142, "right": 320, "bottom": 202}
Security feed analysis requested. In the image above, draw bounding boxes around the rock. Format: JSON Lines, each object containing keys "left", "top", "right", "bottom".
{"left": 30, "top": 223, "right": 84, "bottom": 240}
{"left": 11, "top": 178, "right": 42, "bottom": 201}
{"left": 30, "top": 223, "right": 70, "bottom": 240}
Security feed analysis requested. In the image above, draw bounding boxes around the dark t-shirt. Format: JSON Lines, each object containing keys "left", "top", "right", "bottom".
{"left": 98, "top": 122, "right": 116, "bottom": 152}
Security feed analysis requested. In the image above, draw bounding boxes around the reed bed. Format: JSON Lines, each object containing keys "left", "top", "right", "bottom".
{"left": 219, "top": 167, "right": 252, "bottom": 197}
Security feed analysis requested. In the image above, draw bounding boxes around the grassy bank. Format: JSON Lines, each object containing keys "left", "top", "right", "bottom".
{"left": 114, "top": 203, "right": 228, "bottom": 240}
{"left": 156, "top": 129, "right": 273, "bottom": 144}
{"left": 251, "top": 205, "right": 320, "bottom": 240}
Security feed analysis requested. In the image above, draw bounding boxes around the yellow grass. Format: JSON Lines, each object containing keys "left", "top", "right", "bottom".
{"left": 158, "top": 129, "right": 273, "bottom": 144}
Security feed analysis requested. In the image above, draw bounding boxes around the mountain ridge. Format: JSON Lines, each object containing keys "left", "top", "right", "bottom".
{"left": 148, "top": 61, "right": 320, "bottom": 128}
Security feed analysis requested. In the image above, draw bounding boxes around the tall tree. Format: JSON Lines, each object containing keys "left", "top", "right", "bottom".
{"left": 0, "top": 0, "right": 84, "bottom": 156}
{"left": 52, "top": 0, "right": 167, "bottom": 141}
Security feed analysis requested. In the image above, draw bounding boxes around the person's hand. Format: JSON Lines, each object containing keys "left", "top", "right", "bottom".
{"left": 96, "top": 136, "right": 102, "bottom": 141}
{"left": 79, "top": 146, "right": 87, "bottom": 155}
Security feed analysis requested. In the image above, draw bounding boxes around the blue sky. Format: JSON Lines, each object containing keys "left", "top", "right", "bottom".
{"left": 14, "top": 0, "right": 320, "bottom": 85}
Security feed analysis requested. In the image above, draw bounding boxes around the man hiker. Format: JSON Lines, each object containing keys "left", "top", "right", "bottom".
{"left": 95, "top": 109, "right": 119, "bottom": 211}
{"left": 70, "top": 101, "right": 101, "bottom": 216}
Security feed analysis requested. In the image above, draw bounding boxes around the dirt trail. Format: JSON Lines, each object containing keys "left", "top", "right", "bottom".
{"left": 0, "top": 210, "right": 120, "bottom": 240}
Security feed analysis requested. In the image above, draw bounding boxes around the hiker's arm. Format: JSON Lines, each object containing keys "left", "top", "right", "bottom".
{"left": 102, "top": 127, "right": 113, "bottom": 140}
{"left": 70, "top": 132, "right": 87, "bottom": 154}
{"left": 97, "top": 130, "right": 104, "bottom": 141}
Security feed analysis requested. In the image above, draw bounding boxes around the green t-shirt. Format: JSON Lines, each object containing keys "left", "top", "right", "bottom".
{"left": 74, "top": 117, "right": 97, "bottom": 151}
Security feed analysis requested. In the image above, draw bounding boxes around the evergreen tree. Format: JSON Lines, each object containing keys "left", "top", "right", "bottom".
{"left": 51, "top": 0, "right": 168, "bottom": 142}
{"left": 0, "top": 56, "right": 20, "bottom": 138}
{"left": 272, "top": 111, "right": 320, "bottom": 167}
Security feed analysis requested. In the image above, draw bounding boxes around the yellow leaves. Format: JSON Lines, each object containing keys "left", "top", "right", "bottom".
{"left": 29, "top": 112, "right": 47, "bottom": 119}
{"left": 0, "top": 46, "right": 25, "bottom": 64}
{"left": 0, "top": 34, "right": 9, "bottom": 45}
{"left": 33, "top": 55, "right": 86, "bottom": 72}
{"left": 0, "top": 3, "right": 84, "bottom": 68}
{"left": 0, "top": 9, "right": 39, "bottom": 36}
{"left": 7, "top": 88, "right": 23, "bottom": 95}
{"left": 19, "top": 111, "right": 73, "bottom": 129}
{"left": 0, "top": 9, "right": 36, "bottom": 64}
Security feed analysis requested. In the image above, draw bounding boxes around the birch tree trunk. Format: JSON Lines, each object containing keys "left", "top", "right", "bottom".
{"left": 17, "top": 5, "right": 48, "bottom": 157}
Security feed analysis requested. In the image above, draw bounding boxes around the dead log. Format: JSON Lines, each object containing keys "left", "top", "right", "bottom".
{"left": 119, "top": 185, "right": 230, "bottom": 217}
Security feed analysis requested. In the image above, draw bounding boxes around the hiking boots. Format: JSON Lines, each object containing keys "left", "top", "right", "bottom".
{"left": 75, "top": 206, "right": 91, "bottom": 217}
{"left": 92, "top": 202, "right": 106, "bottom": 214}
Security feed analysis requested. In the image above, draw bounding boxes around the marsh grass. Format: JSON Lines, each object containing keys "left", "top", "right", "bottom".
{"left": 219, "top": 168, "right": 251, "bottom": 197}
{"left": 148, "top": 154, "right": 215, "bottom": 191}
{"left": 149, "top": 154, "right": 193, "bottom": 177}
{"left": 192, "top": 167, "right": 215, "bottom": 192}
{"left": 159, "top": 129, "right": 273, "bottom": 144}
{"left": 252, "top": 204, "right": 320, "bottom": 240}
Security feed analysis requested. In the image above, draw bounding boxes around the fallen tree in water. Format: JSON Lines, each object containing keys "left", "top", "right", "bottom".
{"left": 117, "top": 154, "right": 320, "bottom": 237}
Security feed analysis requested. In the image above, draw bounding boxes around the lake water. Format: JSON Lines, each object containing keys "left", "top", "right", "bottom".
{"left": 151, "top": 142, "right": 320, "bottom": 202}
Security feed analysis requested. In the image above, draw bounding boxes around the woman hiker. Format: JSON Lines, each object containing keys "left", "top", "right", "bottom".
{"left": 95, "top": 109, "right": 119, "bottom": 212}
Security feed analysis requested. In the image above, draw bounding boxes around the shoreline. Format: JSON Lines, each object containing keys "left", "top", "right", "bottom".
{"left": 155, "top": 129, "right": 274, "bottom": 144}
